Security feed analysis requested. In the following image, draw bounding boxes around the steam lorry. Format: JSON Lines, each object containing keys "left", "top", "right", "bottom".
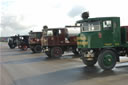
{"left": 41, "top": 25, "right": 80, "bottom": 58}
{"left": 8, "top": 35, "right": 29, "bottom": 50}
{"left": 29, "top": 31, "right": 42, "bottom": 53}
{"left": 76, "top": 12, "right": 128, "bottom": 70}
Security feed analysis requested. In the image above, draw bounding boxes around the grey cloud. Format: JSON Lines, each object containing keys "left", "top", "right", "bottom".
{"left": 1, "top": 15, "right": 27, "bottom": 30}
{"left": 68, "top": 5, "right": 86, "bottom": 18}
{"left": 0, "top": 15, "right": 34, "bottom": 37}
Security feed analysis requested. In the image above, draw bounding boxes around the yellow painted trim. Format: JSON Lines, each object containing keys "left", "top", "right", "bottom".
{"left": 77, "top": 37, "right": 81, "bottom": 40}
{"left": 104, "top": 43, "right": 112, "bottom": 46}
{"left": 115, "top": 43, "right": 119, "bottom": 46}
{"left": 77, "top": 41, "right": 88, "bottom": 46}
{"left": 77, "top": 36, "right": 87, "bottom": 40}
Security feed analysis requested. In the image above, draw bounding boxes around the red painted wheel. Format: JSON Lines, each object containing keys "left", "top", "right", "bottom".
{"left": 33, "top": 45, "right": 42, "bottom": 53}
{"left": 51, "top": 47, "right": 63, "bottom": 57}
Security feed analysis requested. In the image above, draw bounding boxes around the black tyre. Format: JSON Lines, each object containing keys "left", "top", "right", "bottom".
{"left": 31, "top": 48, "right": 36, "bottom": 53}
{"left": 72, "top": 48, "right": 79, "bottom": 55}
{"left": 51, "top": 47, "right": 63, "bottom": 57}
{"left": 82, "top": 59, "right": 97, "bottom": 66}
{"left": 98, "top": 50, "right": 117, "bottom": 70}
{"left": 9, "top": 44, "right": 16, "bottom": 49}
{"left": 34, "top": 45, "right": 42, "bottom": 53}
{"left": 45, "top": 51, "right": 52, "bottom": 58}
{"left": 81, "top": 50, "right": 97, "bottom": 66}
{"left": 81, "top": 57, "right": 97, "bottom": 66}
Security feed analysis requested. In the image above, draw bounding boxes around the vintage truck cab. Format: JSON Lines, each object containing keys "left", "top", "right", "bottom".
{"left": 41, "top": 26, "right": 80, "bottom": 58}
{"left": 76, "top": 12, "right": 128, "bottom": 70}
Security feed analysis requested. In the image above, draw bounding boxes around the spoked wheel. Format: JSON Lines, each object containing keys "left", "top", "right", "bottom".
{"left": 34, "top": 45, "right": 42, "bottom": 53}
{"left": 98, "top": 50, "right": 117, "bottom": 70}
{"left": 81, "top": 53, "right": 97, "bottom": 66}
{"left": 51, "top": 47, "right": 63, "bottom": 58}
{"left": 82, "top": 58, "right": 97, "bottom": 66}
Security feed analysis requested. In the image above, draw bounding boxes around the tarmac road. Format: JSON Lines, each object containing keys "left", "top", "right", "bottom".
{"left": 1, "top": 42, "right": 128, "bottom": 85}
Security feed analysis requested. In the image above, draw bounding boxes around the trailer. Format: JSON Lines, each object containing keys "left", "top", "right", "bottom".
{"left": 76, "top": 12, "right": 128, "bottom": 70}
{"left": 41, "top": 25, "right": 80, "bottom": 58}
{"left": 29, "top": 31, "right": 42, "bottom": 53}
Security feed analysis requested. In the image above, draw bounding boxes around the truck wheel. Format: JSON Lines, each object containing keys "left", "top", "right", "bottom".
{"left": 45, "top": 51, "right": 52, "bottom": 58}
{"left": 34, "top": 45, "right": 42, "bottom": 53}
{"left": 51, "top": 47, "right": 63, "bottom": 58}
{"left": 9, "top": 44, "right": 16, "bottom": 49}
{"left": 81, "top": 50, "right": 97, "bottom": 66}
{"left": 82, "top": 57, "right": 97, "bottom": 66}
{"left": 82, "top": 60, "right": 97, "bottom": 66}
{"left": 98, "top": 50, "right": 117, "bottom": 70}
{"left": 72, "top": 49, "right": 79, "bottom": 55}
{"left": 72, "top": 47, "right": 79, "bottom": 55}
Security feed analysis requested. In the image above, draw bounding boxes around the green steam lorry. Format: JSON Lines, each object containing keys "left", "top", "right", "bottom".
{"left": 76, "top": 12, "right": 128, "bottom": 70}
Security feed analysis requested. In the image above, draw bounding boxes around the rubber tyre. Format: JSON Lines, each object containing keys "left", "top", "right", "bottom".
{"left": 9, "top": 44, "right": 16, "bottom": 49}
{"left": 51, "top": 47, "right": 63, "bottom": 58}
{"left": 82, "top": 59, "right": 97, "bottom": 66}
{"left": 81, "top": 50, "right": 97, "bottom": 66}
{"left": 98, "top": 50, "right": 117, "bottom": 70}
{"left": 72, "top": 49, "right": 79, "bottom": 55}
{"left": 31, "top": 48, "right": 36, "bottom": 53}
{"left": 81, "top": 57, "right": 97, "bottom": 66}
{"left": 45, "top": 51, "right": 52, "bottom": 58}
{"left": 34, "top": 45, "right": 42, "bottom": 53}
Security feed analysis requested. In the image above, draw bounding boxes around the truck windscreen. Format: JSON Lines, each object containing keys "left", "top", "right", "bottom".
{"left": 81, "top": 21, "right": 101, "bottom": 32}
{"left": 30, "top": 33, "right": 42, "bottom": 38}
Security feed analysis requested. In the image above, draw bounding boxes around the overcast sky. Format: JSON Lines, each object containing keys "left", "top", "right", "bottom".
{"left": 0, "top": 0, "right": 128, "bottom": 37}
